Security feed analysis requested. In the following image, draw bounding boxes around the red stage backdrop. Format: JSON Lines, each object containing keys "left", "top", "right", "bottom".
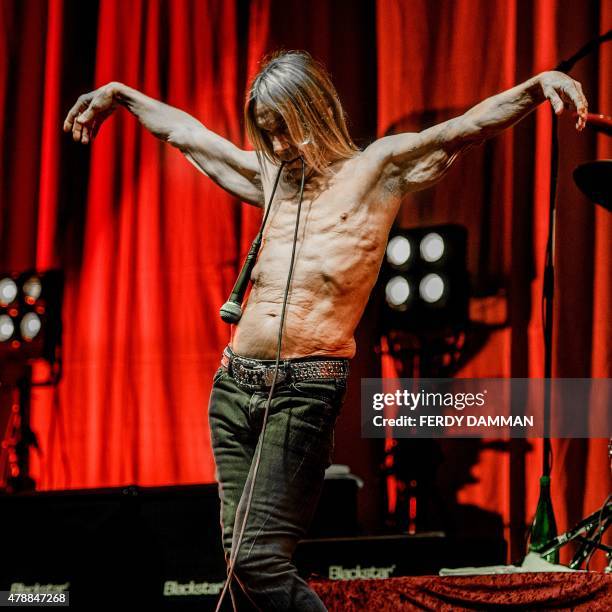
{"left": 0, "top": 0, "right": 610, "bottom": 567}
{"left": 377, "top": 0, "right": 611, "bottom": 564}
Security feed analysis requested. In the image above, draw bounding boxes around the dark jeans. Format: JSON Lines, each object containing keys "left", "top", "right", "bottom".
{"left": 208, "top": 347, "right": 349, "bottom": 611}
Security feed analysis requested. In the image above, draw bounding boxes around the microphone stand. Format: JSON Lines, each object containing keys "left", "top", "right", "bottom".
{"left": 529, "top": 29, "right": 612, "bottom": 561}
{"left": 536, "top": 498, "right": 612, "bottom": 571}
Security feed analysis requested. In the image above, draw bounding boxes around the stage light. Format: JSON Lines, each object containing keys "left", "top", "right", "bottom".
{"left": 385, "top": 276, "right": 411, "bottom": 309}
{"left": 20, "top": 313, "right": 42, "bottom": 341}
{"left": 376, "top": 224, "right": 469, "bottom": 333}
{"left": 0, "top": 269, "right": 63, "bottom": 360}
{"left": 386, "top": 236, "right": 412, "bottom": 268}
{"left": 1, "top": 271, "right": 62, "bottom": 495}
{"left": 0, "top": 314, "right": 15, "bottom": 342}
{"left": 419, "top": 273, "right": 445, "bottom": 303}
{"left": 0, "top": 278, "right": 18, "bottom": 306}
{"left": 420, "top": 232, "right": 444, "bottom": 263}
{"left": 22, "top": 276, "right": 42, "bottom": 301}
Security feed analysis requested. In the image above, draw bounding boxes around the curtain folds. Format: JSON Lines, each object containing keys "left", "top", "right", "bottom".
{"left": 377, "top": 0, "right": 611, "bottom": 566}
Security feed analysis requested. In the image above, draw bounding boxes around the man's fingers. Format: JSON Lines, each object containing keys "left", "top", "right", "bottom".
{"left": 80, "top": 124, "right": 91, "bottom": 144}
{"left": 72, "top": 118, "right": 83, "bottom": 142}
{"left": 542, "top": 74, "right": 589, "bottom": 131}
{"left": 63, "top": 102, "right": 81, "bottom": 131}
{"left": 67, "top": 104, "right": 108, "bottom": 145}
{"left": 567, "top": 85, "right": 587, "bottom": 114}
{"left": 545, "top": 87, "right": 564, "bottom": 114}
{"left": 574, "top": 79, "right": 587, "bottom": 103}
{"left": 78, "top": 107, "right": 94, "bottom": 124}
{"left": 566, "top": 81, "right": 588, "bottom": 131}
{"left": 70, "top": 102, "right": 97, "bottom": 143}
{"left": 64, "top": 105, "right": 83, "bottom": 131}
{"left": 63, "top": 96, "right": 89, "bottom": 131}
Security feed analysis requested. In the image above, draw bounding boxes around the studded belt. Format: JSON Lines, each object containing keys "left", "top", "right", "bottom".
{"left": 221, "top": 346, "right": 350, "bottom": 388}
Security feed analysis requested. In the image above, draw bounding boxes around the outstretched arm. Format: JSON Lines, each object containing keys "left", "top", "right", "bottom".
{"left": 368, "top": 71, "right": 588, "bottom": 195}
{"left": 63, "top": 82, "right": 264, "bottom": 207}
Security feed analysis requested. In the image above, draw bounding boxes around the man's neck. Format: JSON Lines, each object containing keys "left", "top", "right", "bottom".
{"left": 284, "top": 163, "right": 315, "bottom": 186}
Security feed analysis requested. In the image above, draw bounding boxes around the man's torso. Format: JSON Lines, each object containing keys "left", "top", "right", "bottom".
{"left": 232, "top": 151, "right": 401, "bottom": 360}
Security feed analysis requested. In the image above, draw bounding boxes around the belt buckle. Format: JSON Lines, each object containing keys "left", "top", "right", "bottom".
{"left": 263, "top": 367, "right": 286, "bottom": 386}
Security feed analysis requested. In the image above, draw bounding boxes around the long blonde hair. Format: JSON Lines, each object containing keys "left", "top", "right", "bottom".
{"left": 245, "top": 50, "right": 359, "bottom": 174}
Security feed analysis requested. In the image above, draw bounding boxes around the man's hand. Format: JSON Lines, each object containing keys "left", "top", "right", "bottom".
{"left": 63, "top": 83, "right": 118, "bottom": 144}
{"left": 537, "top": 70, "right": 588, "bottom": 130}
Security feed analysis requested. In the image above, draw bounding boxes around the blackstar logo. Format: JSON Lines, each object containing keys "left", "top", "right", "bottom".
{"left": 328, "top": 564, "right": 397, "bottom": 579}
{"left": 163, "top": 580, "right": 225, "bottom": 596}
{"left": 10, "top": 582, "right": 70, "bottom": 593}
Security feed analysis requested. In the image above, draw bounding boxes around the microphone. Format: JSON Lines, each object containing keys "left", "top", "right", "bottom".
{"left": 220, "top": 235, "right": 263, "bottom": 324}
{"left": 219, "top": 160, "right": 290, "bottom": 324}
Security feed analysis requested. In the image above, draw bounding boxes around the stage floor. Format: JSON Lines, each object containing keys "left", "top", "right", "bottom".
{"left": 310, "top": 572, "right": 612, "bottom": 611}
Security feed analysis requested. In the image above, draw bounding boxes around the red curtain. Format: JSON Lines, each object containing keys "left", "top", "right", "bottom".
{"left": 377, "top": 0, "right": 611, "bottom": 566}
{"left": 2, "top": 0, "right": 245, "bottom": 488}
{"left": 0, "top": 0, "right": 610, "bottom": 569}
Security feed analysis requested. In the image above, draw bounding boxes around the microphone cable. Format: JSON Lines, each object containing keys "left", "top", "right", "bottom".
{"left": 220, "top": 160, "right": 287, "bottom": 323}
{"left": 215, "top": 157, "right": 306, "bottom": 612}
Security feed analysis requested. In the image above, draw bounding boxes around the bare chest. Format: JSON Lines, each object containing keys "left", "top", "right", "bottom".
{"left": 251, "top": 165, "right": 396, "bottom": 293}
{"left": 262, "top": 175, "right": 380, "bottom": 256}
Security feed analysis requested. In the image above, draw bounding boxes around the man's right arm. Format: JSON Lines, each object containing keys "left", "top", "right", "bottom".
{"left": 63, "top": 82, "right": 264, "bottom": 207}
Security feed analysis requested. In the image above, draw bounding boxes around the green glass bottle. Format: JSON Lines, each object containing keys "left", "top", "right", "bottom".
{"left": 528, "top": 475, "right": 559, "bottom": 564}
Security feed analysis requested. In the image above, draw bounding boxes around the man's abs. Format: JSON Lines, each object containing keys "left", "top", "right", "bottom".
{"left": 231, "top": 295, "right": 357, "bottom": 359}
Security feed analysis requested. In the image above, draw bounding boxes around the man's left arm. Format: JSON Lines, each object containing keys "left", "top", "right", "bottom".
{"left": 368, "top": 71, "right": 588, "bottom": 195}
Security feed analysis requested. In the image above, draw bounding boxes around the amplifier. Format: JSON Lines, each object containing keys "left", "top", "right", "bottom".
{"left": 295, "top": 532, "right": 506, "bottom": 580}
{"left": 0, "top": 485, "right": 226, "bottom": 610}
{"left": 0, "top": 484, "right": 505, "bottom": 611}
{"left": 0, "top": 480, "right": 357, "bottom": 610}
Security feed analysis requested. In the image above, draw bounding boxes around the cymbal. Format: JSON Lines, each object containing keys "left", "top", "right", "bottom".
{"left": 573, "top": 160, "right": 612, "bottom": 211}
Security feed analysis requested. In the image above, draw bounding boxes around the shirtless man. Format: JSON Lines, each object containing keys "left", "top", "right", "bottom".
{"left": 64, "top": 51, "right": 587, "bottom": 611}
